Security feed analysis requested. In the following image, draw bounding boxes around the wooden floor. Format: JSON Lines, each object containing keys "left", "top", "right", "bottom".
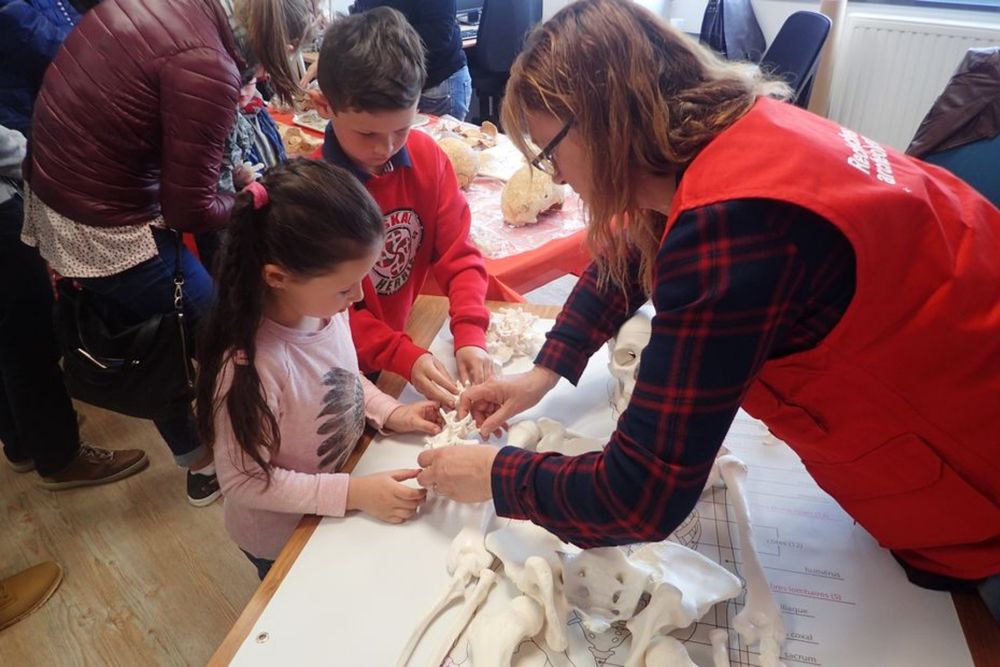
{"left": 0, "top": 403, "right": 259, "bottom": 666}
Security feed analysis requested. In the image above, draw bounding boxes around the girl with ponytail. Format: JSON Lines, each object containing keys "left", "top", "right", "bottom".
{"left": 196, "top": 159, "right": 440, "bottom": 580}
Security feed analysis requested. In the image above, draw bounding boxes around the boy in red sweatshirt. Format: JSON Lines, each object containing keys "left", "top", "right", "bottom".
{"left": 308, "top": 7, "right": 491, "bottom": 406}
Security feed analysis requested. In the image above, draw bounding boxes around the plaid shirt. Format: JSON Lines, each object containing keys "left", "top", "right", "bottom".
{"left": 491, "top": 199, "right": 856, "bottom": 548}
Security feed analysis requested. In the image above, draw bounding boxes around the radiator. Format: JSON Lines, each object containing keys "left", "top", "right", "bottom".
{"left": 828, "top": 13, "right": 1000, "bottom": 151}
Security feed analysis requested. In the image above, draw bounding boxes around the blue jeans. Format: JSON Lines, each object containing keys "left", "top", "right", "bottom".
{"left": 76, "top": 228, "right": 213, "bottom": 467}
{"left": 241, "top": 549, "right": 275, "bottom": 581}
{"left": 419, "top": 66, "right": 473, "bottom": 121}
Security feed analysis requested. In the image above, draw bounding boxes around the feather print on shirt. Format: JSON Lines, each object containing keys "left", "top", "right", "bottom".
{"left": 315, "top": 368, "right": 366, "bottom": 471}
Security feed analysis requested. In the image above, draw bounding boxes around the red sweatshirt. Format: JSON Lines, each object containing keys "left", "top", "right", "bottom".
{"left": 317, "top": 124, "right": 489, "bottom": 379}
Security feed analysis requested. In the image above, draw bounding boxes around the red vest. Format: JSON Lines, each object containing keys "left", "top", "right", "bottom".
{"left": 668, "top": 98, "right": 1000, "bottom": 579}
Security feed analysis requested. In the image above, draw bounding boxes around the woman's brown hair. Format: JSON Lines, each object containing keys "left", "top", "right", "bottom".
{"left": 501, "top": 0, "right": 789, "bottom": 292}
{"left": 233, "top": 0, "right": 317, "bottom": 105}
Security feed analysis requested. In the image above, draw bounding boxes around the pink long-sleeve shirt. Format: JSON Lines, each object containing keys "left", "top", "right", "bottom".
{"left": 213, "top": 312, "right": 401, "bottom": 560}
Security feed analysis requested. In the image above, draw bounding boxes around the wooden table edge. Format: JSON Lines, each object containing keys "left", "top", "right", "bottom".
{"left": 208, "top": 298, "right": 560, "bottom": 665}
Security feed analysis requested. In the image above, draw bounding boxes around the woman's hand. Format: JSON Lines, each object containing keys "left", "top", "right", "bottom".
{"left": 416, "top": 446, "right": 499, "bottom": 503}
{"left": 410, "top": 353, "right": 459, "bottom": 408}
{"left": 459, "top": 365, "right": 561, "bottom": 437}
{"left": 347, "top": 469, "right": 427, "bottom": 524}
{"left": 385, "top": 400, "right": 442, "bottom": 435}
{"left": 455, "top": 345, "right": 493, "bottom": 386}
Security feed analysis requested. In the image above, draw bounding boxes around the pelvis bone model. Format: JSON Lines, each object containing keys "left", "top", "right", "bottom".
{"left": 400, "top": 446, "right": 785, "bottom": 667}
{"left": 607, "top": 309, "right": 653, "bottom": 414}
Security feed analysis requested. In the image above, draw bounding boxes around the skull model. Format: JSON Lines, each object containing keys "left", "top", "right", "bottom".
{"left": 607, "top": 311, "right": 652, "bottom": 414}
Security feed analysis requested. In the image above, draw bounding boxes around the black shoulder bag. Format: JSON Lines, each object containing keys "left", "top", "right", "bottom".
{"left": 54, "top": 232, "right": 195, "bottom": 420}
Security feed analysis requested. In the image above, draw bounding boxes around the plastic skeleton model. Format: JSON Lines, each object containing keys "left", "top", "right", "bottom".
{"left": 711, "top": 455, "right": 787, "bottom": 667}
{"left": 424, "top": 381, "right": 478, "bottom": 449}
{"left": 506, "top": 417, "right": 604, "bottom": 457}
{"left": 467, "top": 522, "right": 743, "bottom": 666}
{"left": 607, "top": 310, "right": 653, "bottom": 414}
{"left": 710, "top": 628, "right": 731, "bottom": 667}
{"left": 623, "top": 542, "right": 742, "bottom": 667}
{"left": 404, "top": 444, "right": 782, "bottom": 665}
{"left": 396, "top": 527, "right": 496, "bottom": 667}
{"left": 486, "top": 307, "right": 544, "bottom": 366}
{"left": 483, "top": 522, "right": 572, "bottom": 652}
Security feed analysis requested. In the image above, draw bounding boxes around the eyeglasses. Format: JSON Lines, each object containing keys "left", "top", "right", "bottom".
{"left": 529, "top": 119, "right": 573, "bottom": 177}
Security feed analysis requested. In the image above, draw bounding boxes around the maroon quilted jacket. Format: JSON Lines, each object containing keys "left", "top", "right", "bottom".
{"left": 27, "top": 0, "right": 244, "bottom": 231}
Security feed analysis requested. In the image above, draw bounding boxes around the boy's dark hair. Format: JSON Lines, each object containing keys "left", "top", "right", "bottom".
{"left": 195, "top": 160, "right": 385, "bottom": 485}
{"left": 317, "top": 6, "right": 427, "bottom": 112}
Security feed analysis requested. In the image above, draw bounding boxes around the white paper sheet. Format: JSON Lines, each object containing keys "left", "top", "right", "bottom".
{"left": 230, "top": 318, "right": 974, "bottom": 667}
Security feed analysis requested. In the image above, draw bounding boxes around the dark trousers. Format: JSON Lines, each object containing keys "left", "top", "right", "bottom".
{"left": 0, "top": 196, "right": 79, "bottom": 476}
{"left": 74, "top": 227, "right": 214, "bottom": 467}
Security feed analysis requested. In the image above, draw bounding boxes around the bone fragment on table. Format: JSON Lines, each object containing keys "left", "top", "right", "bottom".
{"left": 467, "top": 595, "right": 544, "bottom": 667}
{"left": 487, "top": 307, "right": 544, "bottom": 365}
{"left": 717, "top": 454, "right": 787, "bottom": 667}
{"left": 396, "top": 527, "right": 494, "bottom": 667}
{"left": 501, "top": 164, "right": 566, "bottom": 226}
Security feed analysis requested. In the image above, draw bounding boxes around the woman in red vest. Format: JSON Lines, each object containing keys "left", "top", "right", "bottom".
{"left": 416, "top": 0, "right": 1000, "bottom": 619}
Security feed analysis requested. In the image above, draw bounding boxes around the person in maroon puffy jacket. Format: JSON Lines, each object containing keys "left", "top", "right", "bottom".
{"left": 21, "top": 0, "right": 316, "bottom": 507}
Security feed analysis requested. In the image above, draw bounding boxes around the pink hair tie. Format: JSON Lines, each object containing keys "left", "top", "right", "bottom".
{"left": 244, "top": 181, "right": 269, "bottom": 210}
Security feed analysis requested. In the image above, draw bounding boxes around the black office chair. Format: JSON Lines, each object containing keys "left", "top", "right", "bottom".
{"left": 759, "top": 11, "right": 832, "bottom": 109}
{"left": 469, "top": 0, "right": 543, "bottom": 125}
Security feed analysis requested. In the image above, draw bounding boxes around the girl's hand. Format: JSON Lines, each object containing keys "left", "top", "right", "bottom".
{"left": 459, "top": 365, "right": 561, "bottom": 437}
{"left": 455, "top": 345, "right": 493, "bottom": 385}
{"left": 346, "top": 469, "right": 427, "bottom": 524}
{"left": 410, "top": 353, "right": 459, "bottom": 407}
{"left": 385, "top": 400, "right": 442, "bottom": 435}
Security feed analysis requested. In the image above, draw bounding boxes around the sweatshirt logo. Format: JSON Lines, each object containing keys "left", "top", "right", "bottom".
{"left": 370, "top": 208, "right": 424, "bottom": 296}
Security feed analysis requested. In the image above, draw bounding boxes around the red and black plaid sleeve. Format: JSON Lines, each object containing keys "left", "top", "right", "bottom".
{"left": 491, "top": 199, "right": 856, "bottom": 548}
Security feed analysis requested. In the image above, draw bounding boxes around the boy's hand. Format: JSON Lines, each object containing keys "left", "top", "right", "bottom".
{"left": 410, "top": 353, "right": 459, "bottom": 408}
{"left": 455, "top": 346, "right": 494, "bottom": 385}
{"left": 346, "top": 469, "right": 427, "bottom": 524}
{"left": 385, "top": 400, "right": 442, "bottom": 435}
